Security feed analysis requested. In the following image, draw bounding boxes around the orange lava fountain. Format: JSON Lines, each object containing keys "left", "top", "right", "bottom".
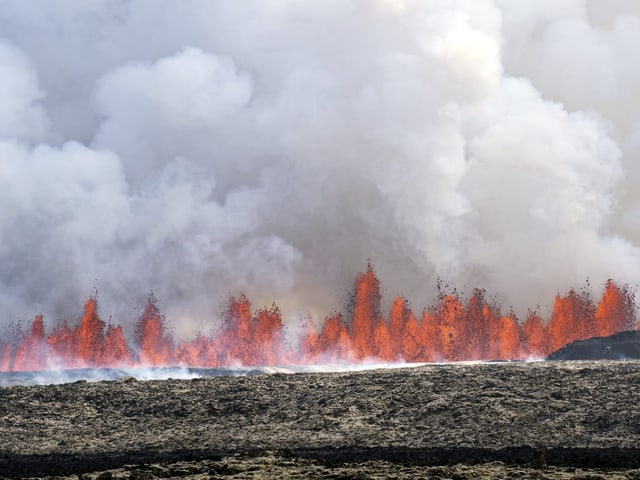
{"left": 0, "top": 266, "right": 636, "bottom": 372}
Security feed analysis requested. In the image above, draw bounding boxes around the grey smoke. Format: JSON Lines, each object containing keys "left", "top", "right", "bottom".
{"left": 1, "top": 0, "right": 639, "bottom": 336}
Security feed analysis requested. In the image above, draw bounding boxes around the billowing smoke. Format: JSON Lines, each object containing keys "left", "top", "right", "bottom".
{"left": 1, "top": 0, "right": 640, "bottom": 335}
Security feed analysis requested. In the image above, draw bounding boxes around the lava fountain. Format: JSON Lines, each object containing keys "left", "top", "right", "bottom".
{"left": 0, "top": 265, "right": 637, "bottom": 373}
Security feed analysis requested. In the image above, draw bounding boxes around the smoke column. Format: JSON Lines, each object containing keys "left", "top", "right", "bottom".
{"left": 1, "top": 1, "right": 640, "bottom": 335}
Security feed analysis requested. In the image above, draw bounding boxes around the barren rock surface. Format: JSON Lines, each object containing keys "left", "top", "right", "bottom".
{"left": 1, "top": 361, "right": 640, "bottom": 478}
{"left": 548, "top": 330, "right": 640, "bottom": 360}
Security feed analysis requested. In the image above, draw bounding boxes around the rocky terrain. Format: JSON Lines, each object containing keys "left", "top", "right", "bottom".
{"left": 548, "top": 330, "right": 640, "bottom": 361}
{"left": 1, "top": 361, "right": 640, "bottom": 479}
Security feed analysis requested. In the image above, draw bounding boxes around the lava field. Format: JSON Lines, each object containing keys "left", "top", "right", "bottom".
{"left": 2, "top": 361, "right": 640, "bottom": 479}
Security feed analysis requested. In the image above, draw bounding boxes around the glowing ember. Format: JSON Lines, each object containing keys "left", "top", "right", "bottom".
{"left": 0, "top": 265, "right": 637, "bottom": 372}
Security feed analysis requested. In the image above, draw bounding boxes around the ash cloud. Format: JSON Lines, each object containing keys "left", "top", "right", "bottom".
{"left": 1, "top": 0, "right": 639, "bottom": 334}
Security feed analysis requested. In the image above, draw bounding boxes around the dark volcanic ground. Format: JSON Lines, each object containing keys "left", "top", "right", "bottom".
{"left": 2, "top": 361, "right": 640, "bottom": 479}
{"left": 548, "top": 330, "right": 640, "bottom": 360}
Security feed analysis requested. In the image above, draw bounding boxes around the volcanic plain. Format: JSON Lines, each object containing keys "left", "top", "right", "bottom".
{"left": 2, "top": 361, "right": 640, "bottom": 479}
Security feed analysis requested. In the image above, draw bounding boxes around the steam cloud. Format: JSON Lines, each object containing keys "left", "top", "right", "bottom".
{"left": 1, "top": 0, "right": 640, "bottom": 335}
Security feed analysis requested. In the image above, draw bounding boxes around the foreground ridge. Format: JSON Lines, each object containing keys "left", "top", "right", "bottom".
{"left": 4, "top": 446, "right": 640, "bottom": 477}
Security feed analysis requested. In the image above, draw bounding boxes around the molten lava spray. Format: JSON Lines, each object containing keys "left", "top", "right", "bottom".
{"left": 1, "top": 266, "right": 636, "bottom": 372}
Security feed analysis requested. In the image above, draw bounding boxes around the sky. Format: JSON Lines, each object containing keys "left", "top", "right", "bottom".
{"left": 1, "top": 0, "right": 640, "bottom": 335}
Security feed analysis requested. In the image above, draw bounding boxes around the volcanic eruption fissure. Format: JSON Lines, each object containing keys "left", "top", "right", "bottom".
{"left": 0, "top": 265, "right": 636, "bottom": 372}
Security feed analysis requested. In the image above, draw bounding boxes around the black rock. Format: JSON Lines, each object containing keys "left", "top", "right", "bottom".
{"left": 547, "top": 330, "right": 640, "bottom": 360}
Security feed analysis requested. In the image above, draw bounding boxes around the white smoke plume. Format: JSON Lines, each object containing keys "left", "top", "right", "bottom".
{"left": 1, "top": 0, "right": 639, "bottom": 335}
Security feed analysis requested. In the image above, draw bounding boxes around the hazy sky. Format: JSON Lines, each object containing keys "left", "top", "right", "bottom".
{"left": 1, "top": 0, "right": 639, "bottom": 334}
